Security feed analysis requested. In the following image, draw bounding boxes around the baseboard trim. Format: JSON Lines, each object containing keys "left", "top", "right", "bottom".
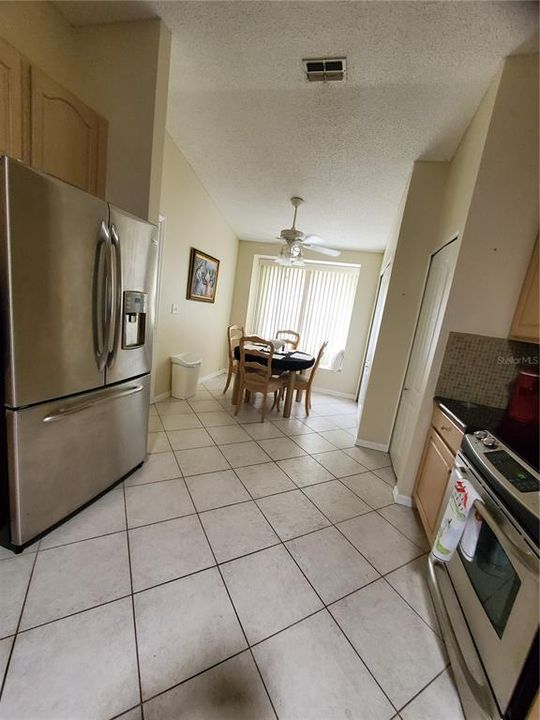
{"left": 151, "top": 391, "right": 170, "bottom": 403}
{"left": 199, "top": 368, "right": 226, "bottom": 384}
{"left": 355, "top": 438, "right": 389, "bottom": 452}
{"left": 151, "top": 369, "right": 226, "bottom": 404}
{"left": 393, "top": 486, "right": 414, "bottom": 507}
{"left": 312, "top": 386, "right": 356, "bottom": 400}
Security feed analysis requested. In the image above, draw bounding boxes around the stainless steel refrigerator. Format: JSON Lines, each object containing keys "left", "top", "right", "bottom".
{"left": 0, "top": 157, "right": 158, "bottom": 549}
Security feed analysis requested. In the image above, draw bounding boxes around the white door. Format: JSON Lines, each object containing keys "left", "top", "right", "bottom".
{"left": 390, "top": 239, "right": 458, "bottom": 477}
{"left": 357, "top": 262, "right": 391, "bottom": 421}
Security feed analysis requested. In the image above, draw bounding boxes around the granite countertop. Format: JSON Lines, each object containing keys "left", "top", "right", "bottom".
{"left": 434, "top": 396, "right": 506, "bottom": 434}
{"left": 435, "top": 396, "right": 539, "bottom": 471}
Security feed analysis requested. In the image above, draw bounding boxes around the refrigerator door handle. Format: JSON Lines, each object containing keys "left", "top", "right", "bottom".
{"left": 42, "top": 383, "right": 144, "bottom": 422}
{"left": 94, "top": 221, "right": 112, "bottom": 372}
{"left": 107, "top": 223, "right": 123, "bottom": 368}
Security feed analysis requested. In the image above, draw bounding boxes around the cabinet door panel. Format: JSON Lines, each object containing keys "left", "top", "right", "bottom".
{"left": 0, "top": 37, "right": 23, "bottom": 159}
{"left": 30, "top": 67, "right": 107, "bottom": 197}
{"left": 510, "top": 238, "right": 539, "bottom": 343}
{"left": 414, "top": 428, "right": 454, "bottom": 541}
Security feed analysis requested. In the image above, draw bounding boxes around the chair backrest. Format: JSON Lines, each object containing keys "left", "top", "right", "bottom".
{"left": 238, "top": 335, "right": 274, "bottom": 382}
{"left": 227, "top": 325, "right": 244, "bottom": 362}
{"left": 307, "top": 340, "right": 328, "bottom": 388}
{"left": 276, "top": 329, "right": 300, "bottom": 351}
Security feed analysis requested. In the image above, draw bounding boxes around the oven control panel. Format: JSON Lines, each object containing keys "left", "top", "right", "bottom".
{"left": 464, "top": 432, "right": 539, "bottom": 536}
{"left": 473, "top": 431, "right": 539, "bottom": 492}
{"left": 485, "top": 449, "right": 539, "bottom": 493}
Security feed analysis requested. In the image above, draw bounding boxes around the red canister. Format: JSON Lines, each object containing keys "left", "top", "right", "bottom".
{"left": 507, "top": 367, "right": 540, "bottom": 424}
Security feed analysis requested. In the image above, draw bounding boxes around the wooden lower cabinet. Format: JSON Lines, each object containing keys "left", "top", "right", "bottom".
{"left": 414, "top": 424, "right": 457, "bottom": 542}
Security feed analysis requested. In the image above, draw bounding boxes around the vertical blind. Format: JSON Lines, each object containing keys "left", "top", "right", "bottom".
{"left": 251, "top": 260, "right": 360, "bottom": 368}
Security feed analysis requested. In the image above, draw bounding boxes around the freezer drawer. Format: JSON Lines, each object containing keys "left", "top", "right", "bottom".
{"left": 5, "top": 375, "right": 150, "bottom": 547}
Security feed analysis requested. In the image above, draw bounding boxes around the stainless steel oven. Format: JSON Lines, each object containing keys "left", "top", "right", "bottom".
{"left": 428, "top": 432, "right": 539, "bottom": 720}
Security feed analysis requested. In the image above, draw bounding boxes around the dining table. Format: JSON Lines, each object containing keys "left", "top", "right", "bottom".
{"left": 232, "top": 345, "right": 315, "bottom": 418}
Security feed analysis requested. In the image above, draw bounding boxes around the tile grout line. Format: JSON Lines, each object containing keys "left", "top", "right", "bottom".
{"left": 229, "top": 460, "right": 400, "bottom": 716}
{"left": 107, "top": 701, "right": 143, "bottom": 720}
{"left": 2, "top": 389, "right": 429, "bottom": 717}
{"left": 239, "top": 427, "right": 443, "bottom": 653}
{"left": 162, "top": 391, "right": 432, "bottom": 627}
{"left": 4, "top": 546, "right": 434, "bottom": 643}
{"left": 121, "top": 482, "right": 145, "bottom": 720}
{"left": 6, "top": 401, "right": 432, "bottom": 640}
{"left": 393, "top": 663, "right": 454, "bottom": 715}
{"left": 0, "top": 546, "right": 40, "bottom": 702}
{"left": 291, "top": 475, "right": 437, "bottom": 638}
{"left": 180, "top": 476, "right": 281, "bottom": 720}
{"left": 138, "top": 647, "right": 249, "bottom": 710}
{"left": 0, "top": 388, "right": 366, "bottom": 715}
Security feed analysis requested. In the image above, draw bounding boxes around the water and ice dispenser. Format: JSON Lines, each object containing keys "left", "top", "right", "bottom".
{"left": 122, "top": 290, "right": 148, "bottom": 349}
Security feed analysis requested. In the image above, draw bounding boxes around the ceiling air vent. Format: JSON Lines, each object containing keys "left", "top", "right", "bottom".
{"left": 303, "top": 57, "right": 346, "bottom": 83}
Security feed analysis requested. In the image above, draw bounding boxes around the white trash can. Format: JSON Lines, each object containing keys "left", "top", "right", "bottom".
{"left": 170, "top": 353, "right": 202, "bottom": 399}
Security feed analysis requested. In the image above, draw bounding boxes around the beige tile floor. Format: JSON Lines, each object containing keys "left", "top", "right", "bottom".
{"left": 0, "top": 379, "right": 465, "bottom": 720}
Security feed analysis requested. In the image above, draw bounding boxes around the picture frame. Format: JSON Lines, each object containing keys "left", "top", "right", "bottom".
{"left": 186, "top": 247, "right": 220, "bottom": 303}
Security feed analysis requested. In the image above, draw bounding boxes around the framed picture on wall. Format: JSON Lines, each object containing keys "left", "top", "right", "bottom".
{"left": 186, "top": 248, "right": 220, "bottom": 303}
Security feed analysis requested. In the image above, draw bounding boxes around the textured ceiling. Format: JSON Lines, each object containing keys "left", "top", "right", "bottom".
{"left": 56, "top": 1, "right": 538, "bottom": 251}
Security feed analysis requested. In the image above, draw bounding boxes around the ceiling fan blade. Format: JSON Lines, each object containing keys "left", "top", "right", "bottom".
{"left": 302, "top": 234, "right": 325, "bottom": 245}
{"left": 305, "top": 245, "right": 341, "bottom": 257}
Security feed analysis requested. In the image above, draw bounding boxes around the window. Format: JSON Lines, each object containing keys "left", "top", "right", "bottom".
{"left": 250, "top": 259, "right": 360, "bottom": 369}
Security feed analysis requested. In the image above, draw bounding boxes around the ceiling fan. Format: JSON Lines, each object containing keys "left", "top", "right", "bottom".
{"left": 274, "top": 197, "right": 341, "bottom": 265}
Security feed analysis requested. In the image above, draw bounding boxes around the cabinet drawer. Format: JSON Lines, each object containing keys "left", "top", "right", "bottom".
{"left": 432, "top": 405, "right": 463, "bottom": 454}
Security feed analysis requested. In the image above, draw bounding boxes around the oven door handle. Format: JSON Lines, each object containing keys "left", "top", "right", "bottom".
{"left": 427, "top": 554, "right": 500, "bottom": 719}
{"left": 472, "top": 500, "right": 538, "bottom": 576}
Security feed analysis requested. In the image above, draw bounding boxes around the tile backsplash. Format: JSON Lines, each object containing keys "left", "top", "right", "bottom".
{"left": 436, "top": 332, "right": 539, "bottom": 409}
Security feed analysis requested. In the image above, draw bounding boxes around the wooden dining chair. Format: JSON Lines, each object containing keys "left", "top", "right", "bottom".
{"left": 281, "top": 340, "right": 328, "bottom": 416}
{"left": 276, "top": 330, "right": 300, "bottom": 351}
{"left": 223, "top": 324, "right": 244, "bottom": 394}
{"left": 235, "top": 336, "right": 283, "bottom": 422}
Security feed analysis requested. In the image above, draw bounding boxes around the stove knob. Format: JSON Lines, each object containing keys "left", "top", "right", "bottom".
{"left": 474, "top": 430, "right": 488, "bottom": 439}
{"left": 482, "top": 436, "right": 498, "bottom": 448}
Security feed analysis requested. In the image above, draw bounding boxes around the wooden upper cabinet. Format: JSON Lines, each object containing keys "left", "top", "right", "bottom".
{"left": 30, "top": 67, "right": 107, "bottom": 198}
{"left": 0, "top": 37, "right": 24, "bottom": 160}
{"left": 510, "top": 238, "right": 539, "bottom": 343}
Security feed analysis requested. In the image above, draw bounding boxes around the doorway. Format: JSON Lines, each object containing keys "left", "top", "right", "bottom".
{"left": 390, "top": 237, "right": 458, "bottom": 477}
{"left": 356, "top": 260, "right": 392, "bottom": 423}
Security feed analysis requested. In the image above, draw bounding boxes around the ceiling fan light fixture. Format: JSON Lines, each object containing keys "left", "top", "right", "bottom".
{"left": 276, "top": 243, "right": 305, "bottom": 266}
{"left": 274, "top": 196, "right": 341, "bottom": 263}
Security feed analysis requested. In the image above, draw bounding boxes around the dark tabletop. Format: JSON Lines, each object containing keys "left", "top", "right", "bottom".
{"left": 234, "top": 345, "right": 315, "bottom": 373}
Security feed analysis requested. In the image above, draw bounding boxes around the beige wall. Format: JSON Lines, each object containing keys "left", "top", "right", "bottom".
{"left": 444, "top": 54, "right": 539, "bottom": 337}
{"left": 230, "top": 241, "right": 382, "bottom": 397}
{"left": 153, "top": 132, "right": 239, "bottom": 398}
{"left": 434, "top": 70, "right": 501, "bottom": 256}
{"left": 357, "top": 161, "right": 449, "bottom": 447}
{"left": 393, "top": 54, "right": 539, "bottom": 498}
{"left": 0, "top": 1, "right": 170, "bottom": 222}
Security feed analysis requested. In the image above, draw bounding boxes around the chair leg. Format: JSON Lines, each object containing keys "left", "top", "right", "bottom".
{"left": 234, "top": 383, "right": 243, "bottom": 416}
{"left": 296, "top": 388, "right": 303, "bottom": 403}
{"left": 223, "top": 367, "right": 233, "bottom": 393}
{"left": 305, "top": 387, "right": 311, "bottom": 417}
{"left": 261, "top": 392, "right": 268, "bottom": 422}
